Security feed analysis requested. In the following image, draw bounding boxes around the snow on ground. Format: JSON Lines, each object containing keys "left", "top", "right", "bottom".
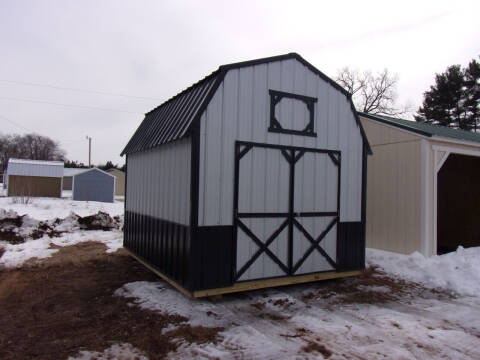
{"left": 68, "top": 343, "right": 147, "bottom": 360}
{"left": 0, "top": 196, "right": 124, "bottom": 221}
{"left": 114, "top": 248, "right": 480, "bottom": 359}
{"left": 367, "top": 247, "right": 480, "bottom": 297}
{"left": 2, "top": 196, "right": 480, "bottom": 358}
{"left": 116, "top": 274, "right": 480, "bottom": 359}
{"left": 0, "top": 229, "right": 122, "bottom": 268}
{"left": 0, "top": 197, "right": 124, "bottom": 268}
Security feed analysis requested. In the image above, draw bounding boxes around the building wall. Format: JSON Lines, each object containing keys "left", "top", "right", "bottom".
{"left": 198, "top": 59, "right": 365, "bottom": 281}
{"left": 108, "top": 169, "right": 125, "bottom": 196}
{"left": 198, "top": 58, "right": 364, "bottom": 226}
{"left": 360, "top": 117, "right": 423, "bottom": 254}
{"left": 72, "top": 169, "right": 115, "bottom": 203}
{"left": 7, "top": 175, "right": 61, "bottom": 198}
{"left": 63, "top": 176, "right": 72, "bottom": 190}
{"left": 126, "top": 137, "right": 191, "bottom": 225}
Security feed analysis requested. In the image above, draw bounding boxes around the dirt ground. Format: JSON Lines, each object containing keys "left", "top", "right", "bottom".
{"left": 0, "top": 243, "right": 223, "bottom": 360}
{"left": 1, "top": 241, "right": 478, "bottom": 359}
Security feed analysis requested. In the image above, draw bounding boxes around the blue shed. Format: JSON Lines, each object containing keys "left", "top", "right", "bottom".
{"left": 72, "top": 168, "right": 115, "bottom": 203}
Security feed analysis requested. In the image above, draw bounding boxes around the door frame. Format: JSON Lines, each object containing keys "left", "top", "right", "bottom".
{"left": 232, "top": 140, "right": 341, "bottom": 282}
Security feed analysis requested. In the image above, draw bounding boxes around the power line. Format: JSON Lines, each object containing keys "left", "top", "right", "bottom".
{"left": 0, "top": 79, "right": 161, "bottom": 101}
{"left": 0, "top": 96, "right": 143, "bottom": 114}
{"left": 0, "top": 115, "right": 36, "bottom": 133}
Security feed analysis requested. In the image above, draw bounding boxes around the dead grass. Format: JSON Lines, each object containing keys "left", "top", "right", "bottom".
{"left": 0, "top": 243, "right": 224, "bottom": 360}
{"left": 305, "top": 266, "right": 453, "bottom": 305}
{"left": 302, "top": 340, "right": 332, "bottom": 358}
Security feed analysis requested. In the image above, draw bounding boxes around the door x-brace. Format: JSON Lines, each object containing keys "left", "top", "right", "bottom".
{"left": 233, "top": 141, "right": 341, "bottom": 281}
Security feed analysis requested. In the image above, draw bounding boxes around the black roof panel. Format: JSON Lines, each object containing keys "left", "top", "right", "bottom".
{"left": 122, "top": 53, "right": 372, "bottom": 156}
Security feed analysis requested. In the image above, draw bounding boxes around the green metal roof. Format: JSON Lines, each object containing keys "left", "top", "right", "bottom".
{"left": 359, "top": 112, "right": 480, "bottom": 145}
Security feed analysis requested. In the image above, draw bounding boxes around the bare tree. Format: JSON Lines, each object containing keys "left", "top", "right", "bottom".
{"left": 0, "top": 133, "right": 66, "bottom": 173}
{"left": 336, "top": 67, "right": 408, "bottom": 116}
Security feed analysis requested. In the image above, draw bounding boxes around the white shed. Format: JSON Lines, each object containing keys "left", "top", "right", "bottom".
{"left": 360, "top": 112, "right": 480, "bottom": 256}
{"left": 121, "top": 53, "right": 371, "bottom": 297}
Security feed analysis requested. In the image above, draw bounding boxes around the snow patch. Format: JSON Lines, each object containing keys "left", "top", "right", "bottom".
{"left": 0, "top": 230, "right": 123, "bottom": 267}
{"left": 0, "top": 237, "right": 56, "bottom": 267}
{"left": 68, "top": 343, "right": 147, "bottom": 360}
{"left": 367, "top": 247, "right": 480, "bottom": 297}
{"left": 0, "top": 197, "right": 124, "bottom": 221}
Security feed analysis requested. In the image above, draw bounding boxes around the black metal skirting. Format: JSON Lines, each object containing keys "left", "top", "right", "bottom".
{"left": 124, "top": 211, "right": 364, "bottom": 291}
{"left": 191, "top": 225, "right": 234, "bottom": 290}
{"left": 337, "top": 222, "right": 365, "bottom": 271}
{"left": 124, "top": 211, "right": 191, "bottom": 288}
{"left": 124, "top": 211, "right": 234, "bottom": 291}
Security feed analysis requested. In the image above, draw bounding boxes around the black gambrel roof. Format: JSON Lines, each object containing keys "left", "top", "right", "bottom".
{"left": 121, "top": 53, "right": 372, "bottom": 156}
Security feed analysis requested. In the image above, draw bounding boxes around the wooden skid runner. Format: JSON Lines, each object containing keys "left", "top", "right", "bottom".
{"left": 125, "top": 248, "right": 362, "bottom": 298}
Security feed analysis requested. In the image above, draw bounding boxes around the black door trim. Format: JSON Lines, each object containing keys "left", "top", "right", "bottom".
{"left": 233, "top": 141, "right": 341, "bottom": 281}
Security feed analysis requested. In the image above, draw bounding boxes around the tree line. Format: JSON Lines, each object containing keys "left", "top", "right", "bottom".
{"left": 415, "top": 58, "right": 480, "bottom": 131}
{"left": 336, "top": 56, "right": 480, "bottom": 131}
{"left": 0, "top": 133, "right": 65, "bottom": 173}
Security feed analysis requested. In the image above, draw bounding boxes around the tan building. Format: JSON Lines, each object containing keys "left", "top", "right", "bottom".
{"left": 6, "top": 158, "right": 63, "bottom": 198}
{"left": 360, "top": 113, "right": 480, "bottom": 256}
{"left": 63, "top": 168, "right": 89, "bottom": 190}
{"left": 106, "top": 168, "right": 125, "bottom": 196}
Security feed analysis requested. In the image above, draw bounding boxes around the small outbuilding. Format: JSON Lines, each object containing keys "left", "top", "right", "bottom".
{"left": 72, "top": 168, "right": 115, "bottom": 203}
{"left": 121, "top": 53, "right": 371, "bottom": 297}
{"left": 106, "top": 168, "right": 125, "bottom": 196}
{"left": 63, "top": 168, "right": 89, "bottom": 190}
{"left": 360, "top": 112, "right": 480, "bottom": 256}
{"left": 6, "top": 158, "right": 63, "bottom": 198}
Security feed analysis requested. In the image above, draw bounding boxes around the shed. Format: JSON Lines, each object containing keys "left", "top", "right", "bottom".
{"left": 6, "top": 158, "right": 63, "bottom": 198}
{"left": 360, "top": 112, "right": 480, "bottom": 256}
{"left": 63, "top": 168, "right": 89, "bottom": 190}
{"left": 72, "top": 168, "right": 115, "bottom": 203}
{"left": 121, "top": 53, "right": 371, "bottom": 297}
{"left": 106, "top": 169, "right": 125, "bottom": 196}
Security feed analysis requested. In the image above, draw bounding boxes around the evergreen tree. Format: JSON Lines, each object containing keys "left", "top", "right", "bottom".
{"left": 98, "top": 160, "right": 118, "bottom": 171}
{"left": 464, "top": 58, "right": 480, "bottom": 131}
{"left": 415, "top": 57, "right": 480, "bottom": 131}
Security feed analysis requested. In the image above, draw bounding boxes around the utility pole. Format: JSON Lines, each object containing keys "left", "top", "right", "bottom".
{"left": 86, "top": 135, "right": 92, "bottom": 167}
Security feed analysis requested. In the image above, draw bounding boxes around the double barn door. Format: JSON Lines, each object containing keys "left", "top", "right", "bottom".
{"left": 234, "top": 141, "right": 341, "bottom": 282}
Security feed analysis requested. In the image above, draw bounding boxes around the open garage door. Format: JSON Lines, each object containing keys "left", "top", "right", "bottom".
{"left": 437, "top": 153, "right": 480, "bottom": 254}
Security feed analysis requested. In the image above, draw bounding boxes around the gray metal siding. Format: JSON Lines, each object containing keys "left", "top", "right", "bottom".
{"left": 199, "top": 58, "right": 363, "bottom": 226}
{"left": 7, "top": 161, "right": 63, "bottom": 178}
{"left": 126, "top": 137, "right": 191, "bottom": 225}
{"left": 72, "top": 169, "right": 115, "bottom": 203}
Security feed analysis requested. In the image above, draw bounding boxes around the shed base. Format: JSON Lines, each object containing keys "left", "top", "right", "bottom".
{"left": 125, "top": 248, "right": 362, "bottom": 298}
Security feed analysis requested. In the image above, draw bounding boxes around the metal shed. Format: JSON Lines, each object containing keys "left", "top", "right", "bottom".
{"left": 106, "top": 169, "right": 125, "bottom": 196}
{"left": 121, "top": 53, "right": 371, "bottom": 297}
{"left": 6, "top": 158, "right": 63, "bottom": 198}
{"left": 360, "top": 112, "right": 480, "bottom": 256}
{"left": 63, "top": 168, "right": 89, "bottom": 190}
{"left": 72, "top": 168, "right": 115, "bottom": 203}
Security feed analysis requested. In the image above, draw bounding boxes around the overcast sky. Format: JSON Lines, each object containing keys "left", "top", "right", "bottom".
{"left": 1, "top": 0, "right": 479, "bottom": 165}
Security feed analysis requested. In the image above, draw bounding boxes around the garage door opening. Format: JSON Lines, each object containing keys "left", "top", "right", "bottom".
{"left": 437, "top": 153, "right": 480, "bottom": 254}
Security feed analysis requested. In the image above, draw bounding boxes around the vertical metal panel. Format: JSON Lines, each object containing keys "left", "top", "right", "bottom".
{"left": 124, "top": 211, "right": 192, "bottom": 289}
{"left": 72, "top": 169, "right": 115, "bottom": 203}
{"left": 199, "top": 58, "right": 363, "bottom": 226}
{"left": 126, "top": 137, "right": 191, "bottom": 225}
{"left": 361, "top": 118, "right": 423, "bottom": 254}
{"left": 234, "top": 143, "right": 340, "bottom": 281}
